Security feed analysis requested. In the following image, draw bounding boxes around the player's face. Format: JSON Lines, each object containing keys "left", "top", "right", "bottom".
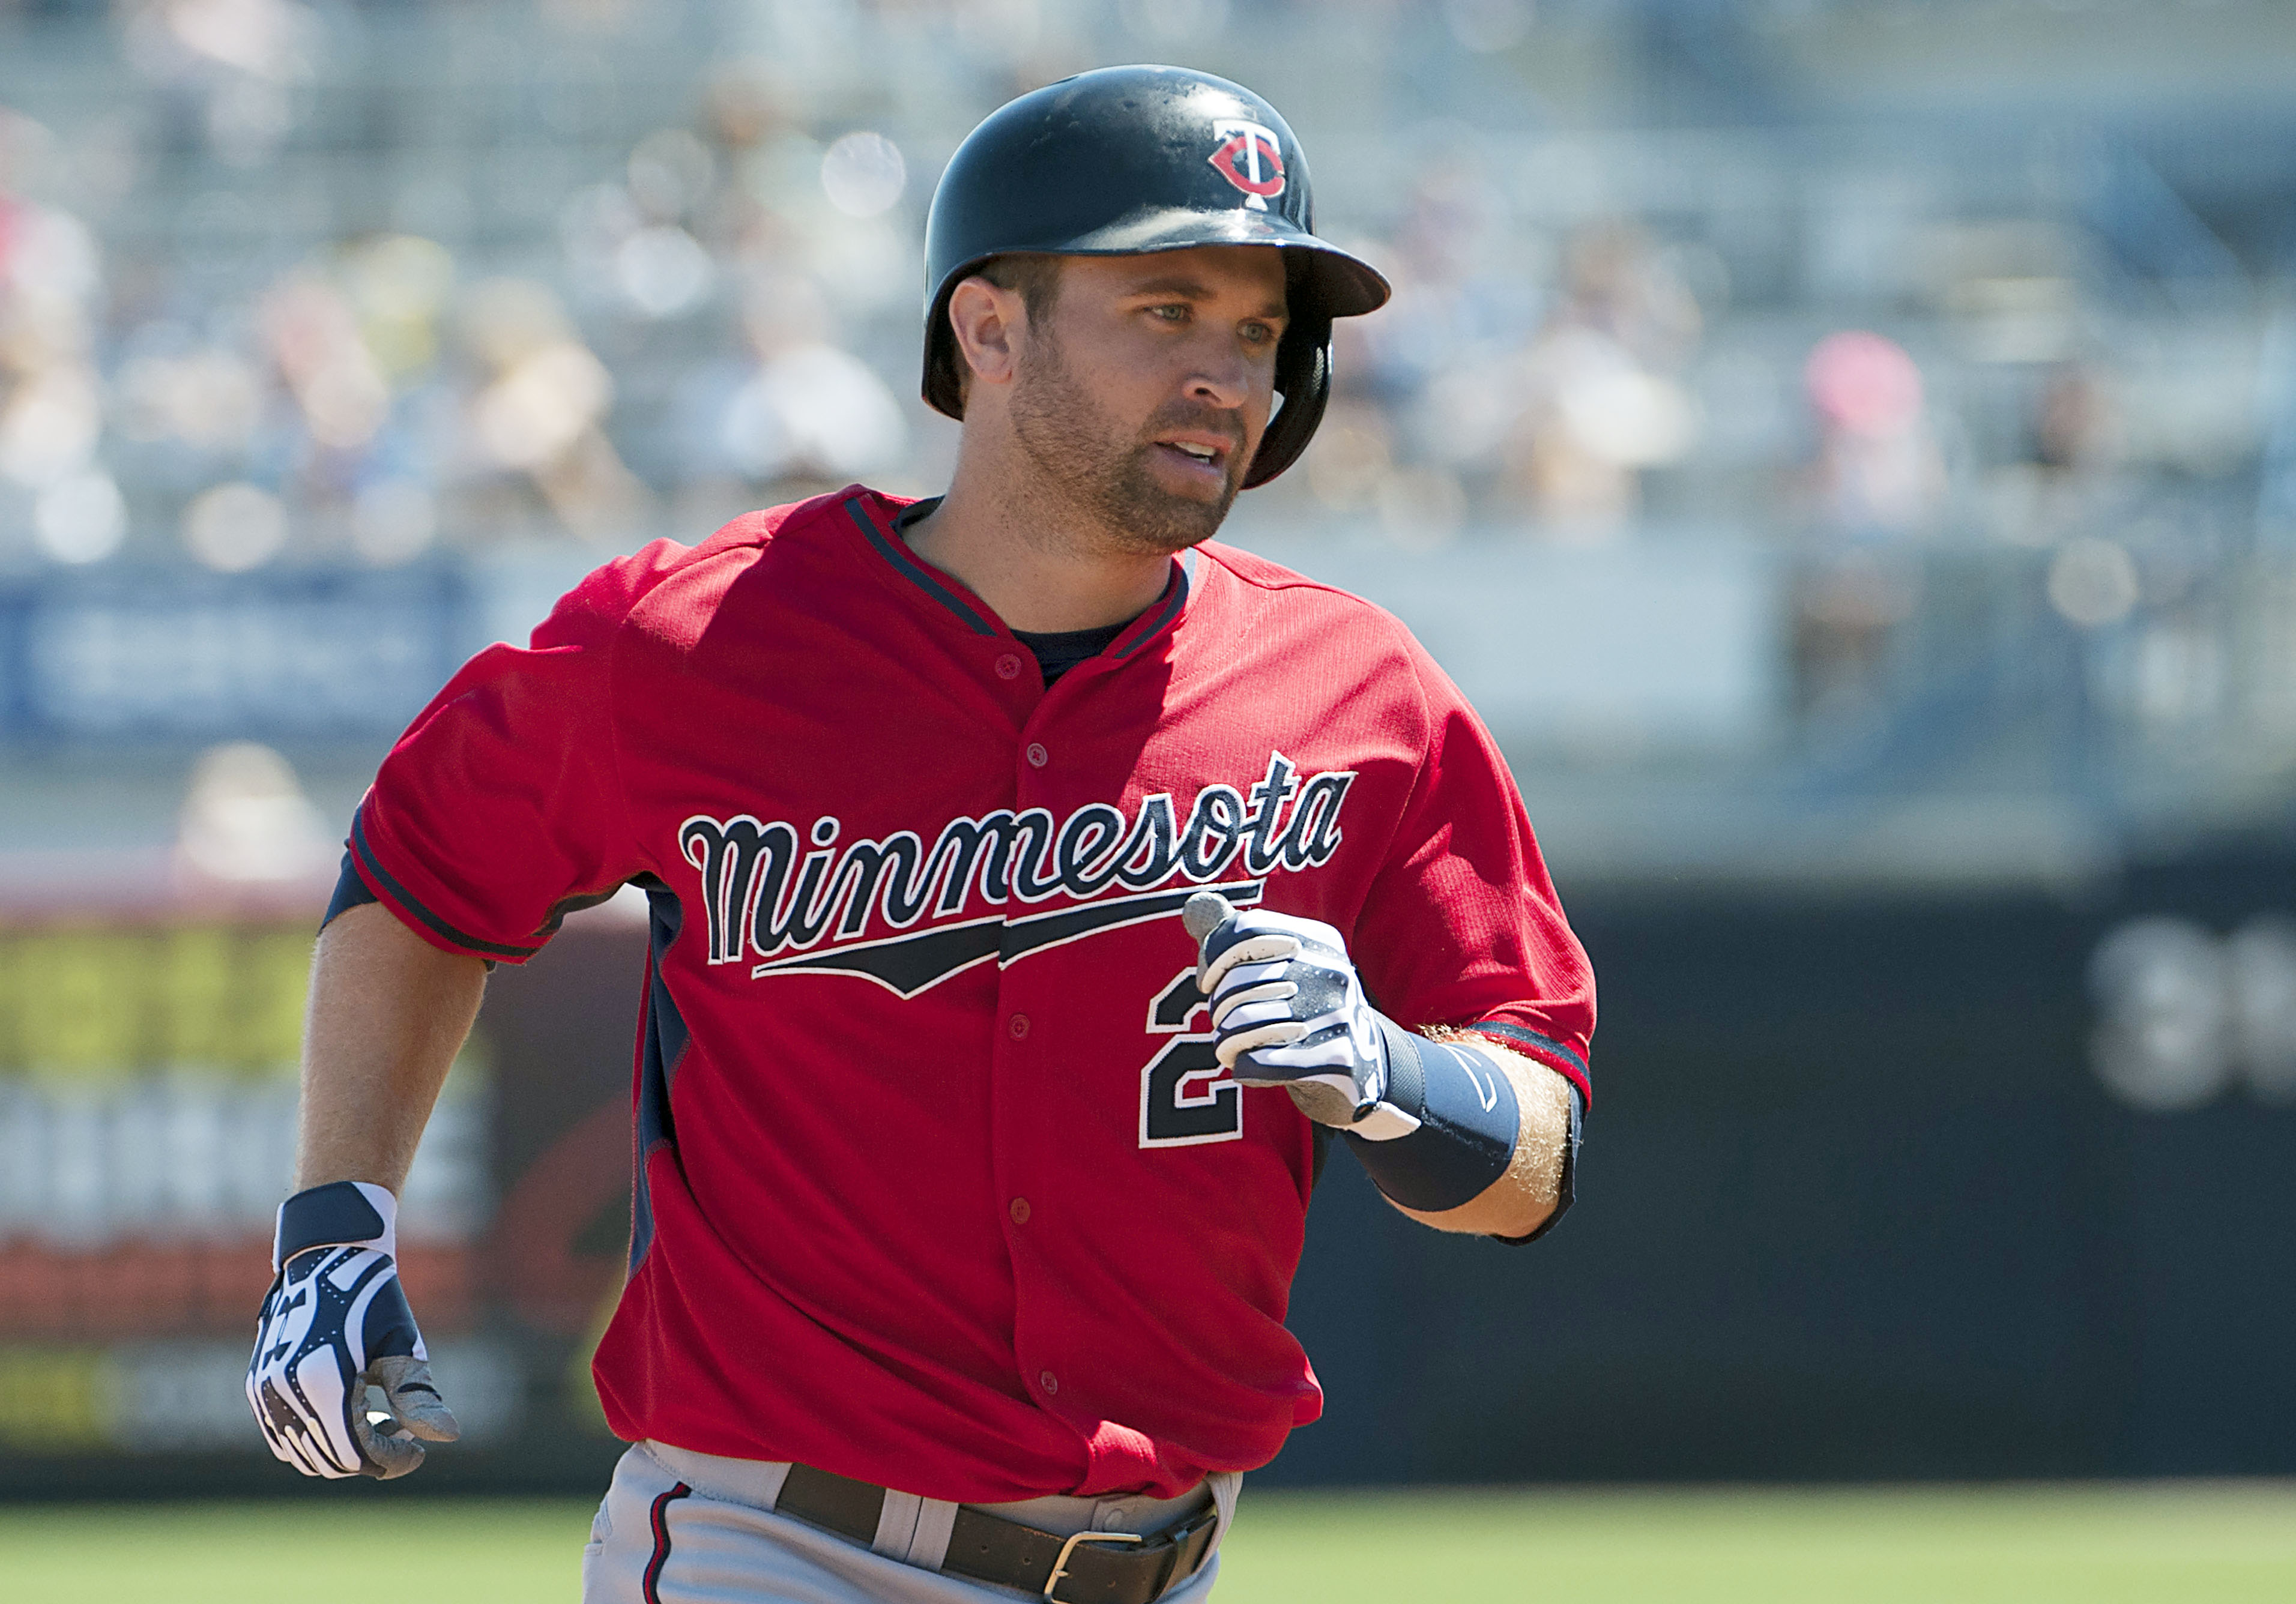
{"left": 1008, "top": 246, "right": 1288, "bottom": 554}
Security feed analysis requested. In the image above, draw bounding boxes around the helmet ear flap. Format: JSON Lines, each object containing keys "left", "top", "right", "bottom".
{"left": 923, "top": 284, "right": 966, "bottom": 421}
{"left": 1242, "top": 310, "right": 1332, "bottom": 490}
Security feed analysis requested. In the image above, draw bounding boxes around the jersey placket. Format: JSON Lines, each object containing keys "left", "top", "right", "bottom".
{"left": 997, "top": 632, "right": 1090, "bottom": 1445}
{"left": 854, "top": 489, "right": 1207, "bottom": 1476}
{"left": 989, "top": 558, "right": 1194, "bottom": 1475}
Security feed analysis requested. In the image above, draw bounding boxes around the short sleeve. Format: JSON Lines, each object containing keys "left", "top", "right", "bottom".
{"left": 1350, "top": 634, "right": 1595, "bottom": 1106}
{"left": 346, "top": 567, "right": 644, "bottom": 964}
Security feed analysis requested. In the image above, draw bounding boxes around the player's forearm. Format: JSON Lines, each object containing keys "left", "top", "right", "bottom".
{"left": 294, "top": 901, "right": 489, "bottom": 1194}
{"left": 1387, "top": 1036, "right": 1574, "bottom": 1239}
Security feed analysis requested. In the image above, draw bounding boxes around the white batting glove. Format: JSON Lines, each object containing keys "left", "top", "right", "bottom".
{"left": 246, "top": 1181, "right": 459, "bottom": 1479}
{"left": 1185, "top": 891, "right": 1404, "bottom": 1130}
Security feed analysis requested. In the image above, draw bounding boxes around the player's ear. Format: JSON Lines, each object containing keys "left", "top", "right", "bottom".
{"left": 947, "top": 274, "right": 1025, "bottom": 399}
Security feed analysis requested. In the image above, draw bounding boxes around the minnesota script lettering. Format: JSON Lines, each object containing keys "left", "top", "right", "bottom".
{"left": 676, "top": 753, "right": 1353, "bottom": 991}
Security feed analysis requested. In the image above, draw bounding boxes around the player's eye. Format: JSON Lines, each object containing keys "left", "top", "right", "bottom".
{"left": 1240, "top": 320, "right": 1279, "bottom": 346}
{"left": 1147, "top": 303, "right": 1191, "bottom": 324}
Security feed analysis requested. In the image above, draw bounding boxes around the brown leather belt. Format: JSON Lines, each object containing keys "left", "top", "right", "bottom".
{"left": 773, "top": 1461, "right": 1219, "bottom": 1603}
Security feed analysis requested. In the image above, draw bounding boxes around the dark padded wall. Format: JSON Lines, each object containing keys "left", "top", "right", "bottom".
{"left": 1272, "top": 859, "right": 2296, "bottom": 1483}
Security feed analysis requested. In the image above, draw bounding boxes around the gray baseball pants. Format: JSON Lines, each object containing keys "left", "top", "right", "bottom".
{"left": 582, "top": 1441, "right": 1240, "bottom": 1603}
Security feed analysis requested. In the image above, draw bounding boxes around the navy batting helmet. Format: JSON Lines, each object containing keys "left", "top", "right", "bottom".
{"left": 920, "top": 64, "right": 1391, "bottom": 489}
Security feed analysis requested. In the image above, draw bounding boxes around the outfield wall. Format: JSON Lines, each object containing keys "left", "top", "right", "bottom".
{"left": 4, "top": 846, "right": 2294, "bottom": 1495}
{"left": 1279, "top": 849, "right": 2296, "bottom": 1485}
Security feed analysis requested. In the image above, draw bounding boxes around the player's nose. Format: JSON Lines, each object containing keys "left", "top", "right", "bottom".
{"left": 1182, "top": 340, "right": 1256, "bottom": 412}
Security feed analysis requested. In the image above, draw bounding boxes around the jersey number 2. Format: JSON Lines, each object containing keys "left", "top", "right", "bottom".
{"left": 1140, "top": 967, "right": 1242, "bottom": 1148}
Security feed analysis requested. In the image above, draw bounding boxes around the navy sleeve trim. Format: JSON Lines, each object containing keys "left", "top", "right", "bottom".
{"left": 349, "top": 810, "right": 546, "bottom": 960}
{"left": 1466, "top": 1020, "right": 1591, "bottom": 1088}
{"left": 320, "top": 851, "right": 381, "bottom": 933}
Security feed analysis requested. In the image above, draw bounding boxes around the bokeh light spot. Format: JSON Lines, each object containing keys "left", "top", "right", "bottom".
{"left": 34, "top": 471, "right": 127, "bottom": 565}
{"left": 820, "top": 132, "right": 905, "bottom": 219}
{"left": 181, "top": 481, "right": 289, "bottom": 573}
{"left": 2047, "top": 537, "right": 2140, "bottom": 629}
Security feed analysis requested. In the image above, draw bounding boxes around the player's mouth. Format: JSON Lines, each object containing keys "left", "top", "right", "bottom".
{"left": 1151, "top": 432, "right": 1237, "bottom": 489}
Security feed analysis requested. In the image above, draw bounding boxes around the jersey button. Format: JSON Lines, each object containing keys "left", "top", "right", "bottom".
{"left": 1009, "top": 1198, "right": 1031, "bottom": 1226}
{"left": 995, "top": 654, "right": 1022, "bottom": 680}
{"left": 1026, "top": 742, "right": 1048, "bottom": 768}
{"left": 1008, "top": 1013, "right": 1030, "bottom": 1040}
{"left": 1038, "top": 1370, "right": 1059, "bottom": 1396}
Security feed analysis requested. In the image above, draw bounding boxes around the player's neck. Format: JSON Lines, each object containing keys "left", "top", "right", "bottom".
{"left": 907, "top": 465, "right": 1179, "bottom": 635}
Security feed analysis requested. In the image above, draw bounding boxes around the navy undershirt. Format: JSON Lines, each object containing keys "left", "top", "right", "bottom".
{"left": 1012, "top": 621, "right": 1128, "bottom": 686}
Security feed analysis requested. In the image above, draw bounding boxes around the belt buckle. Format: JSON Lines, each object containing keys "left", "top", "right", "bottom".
{"left": 1044, "top": 1530, "right": 1142, "bottom": 1600}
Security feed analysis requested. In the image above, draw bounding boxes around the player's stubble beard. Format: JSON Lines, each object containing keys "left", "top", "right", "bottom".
{"left": 1006, "top": 324, "right": 1246, "bottom": 558}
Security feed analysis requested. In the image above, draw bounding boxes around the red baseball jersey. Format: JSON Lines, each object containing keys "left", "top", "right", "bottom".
{"left": 349, "top": 485, "right": 1594, "bottom": 1503}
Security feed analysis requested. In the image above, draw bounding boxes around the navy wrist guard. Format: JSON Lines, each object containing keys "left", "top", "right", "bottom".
{"left": 1343, "top": 1018, "right": 1520, "bottom": 1213}
{"left": 273, "top": 1179, "right": 396, "bottom": 1270}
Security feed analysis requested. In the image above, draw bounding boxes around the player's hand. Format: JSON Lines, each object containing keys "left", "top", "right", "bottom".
{"left": 1184, "top": 891, "right": 1391, "bottom": 1127}
{"left": 246, "top": 1182, "right": 459, "bottom": 1479}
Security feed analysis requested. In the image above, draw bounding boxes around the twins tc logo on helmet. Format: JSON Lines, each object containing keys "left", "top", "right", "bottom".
{"left": 1208, "top": 118, "right": 1285, "bottom": 211}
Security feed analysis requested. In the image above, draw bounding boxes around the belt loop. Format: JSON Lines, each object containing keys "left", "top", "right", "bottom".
{"left": 907, "top": 1496, "right": 961, "bottom": 1570}
{"left": 1149, "top": 1503, "right": 1220, "bottom": 1600}
{"left": 1145, "top": 1534, "right": 1183, "bottom": 1602}
{"left": 872, "top": 1490, "right": 923, "bottom": 1560}
{"left": 869, "top": 1486, "right": 961, "bottom": 1570}
{"left": 754, "top": 1460, "right": 794, "bottom": 1512}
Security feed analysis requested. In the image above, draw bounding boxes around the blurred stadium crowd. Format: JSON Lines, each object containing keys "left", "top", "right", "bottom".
{"left": 0, "top": 0, "right": 933, "bottom": 573}
{"left": 1, "top": 0, "right": 2295, "bottom": 854}
{"left": 0, "top": 0, "right": 2179, "bottom": 565}
{"left": 2, "top": 0, "right": 2292, "bottom": 853}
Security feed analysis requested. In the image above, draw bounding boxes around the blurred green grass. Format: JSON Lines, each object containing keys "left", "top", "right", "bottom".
{"left": 4, "top": 1483, "right": 2294, "bottom": 1603}
{"left": 1223, "top": 1485, "right": 2296, "bottom": 1603}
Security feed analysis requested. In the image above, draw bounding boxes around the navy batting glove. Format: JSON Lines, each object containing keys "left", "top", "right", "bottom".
{"left": 246, "top": 1181, "right": 459, "bottom": 1479}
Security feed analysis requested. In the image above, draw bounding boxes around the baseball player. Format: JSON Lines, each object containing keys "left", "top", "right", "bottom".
{"left": 247, "top": 65, "right": 1592, "bottom": 1603}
